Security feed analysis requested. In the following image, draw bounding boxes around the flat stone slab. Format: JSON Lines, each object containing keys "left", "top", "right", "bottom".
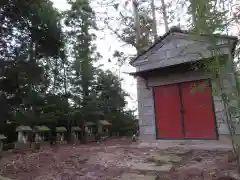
{"left": 129, "top": 162, "right": 173, "bottom": 172}
{"left": 0, "top": 176, "right": 12, "bottom": 180}
{"left": 151, "top": 152, "right": 182, "bottom": 163}
{"left": 115, "top": 173, "right": 156, "bottom": 180}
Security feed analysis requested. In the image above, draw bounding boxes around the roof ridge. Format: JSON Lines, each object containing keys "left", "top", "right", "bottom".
{"left": 130, "top": 26, "right": 238, "bottom": 65}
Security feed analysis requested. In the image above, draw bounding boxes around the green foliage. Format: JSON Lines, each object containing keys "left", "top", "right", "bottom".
{"left": 189, "top": 0, "right": 228, "bottom": 34}
{"left": 96, "top": 70, "right": 127, "bottom": 112}
{"left": 104, "top": 1, "right": 155, "bottom": 53}
{"left": 0, "top": 0, "right": 138, "bottom": 141}
{"left": 187, "top": 0, "right": 240, "bottom": 170}
{"left": 0, "top": 0, "right": 64, "bottom": 60}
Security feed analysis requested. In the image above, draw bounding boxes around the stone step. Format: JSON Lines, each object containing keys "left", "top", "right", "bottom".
{"left": 0, "top": 176, "right": 12, "bottom": 180}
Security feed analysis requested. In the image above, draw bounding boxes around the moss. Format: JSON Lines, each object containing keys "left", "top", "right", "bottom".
{"left": 56, "top": 126, "right": 67, "bottom": 132}
{"left": 72, "top": 126, "right": 81, "bottom": 131}
{"left": 35, "top": 125, "right": 50, "bottom": 132}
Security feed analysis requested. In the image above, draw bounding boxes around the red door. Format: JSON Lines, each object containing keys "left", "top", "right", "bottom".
{"left": 154, "top": 84, "right": 184, "bottom": 139}
{"left": 180, "top": 80, "right": 217, "bottom": 139}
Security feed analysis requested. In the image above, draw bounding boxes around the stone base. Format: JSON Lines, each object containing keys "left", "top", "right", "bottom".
{"left": 14, "top": 142, "right": 31, "bottom": 150}
{"left": 139, "top": 134, "right": 156, "bottom": 142}
{"left": 72, "top": 139, "right": 81, "bottom": 144}
{"left": 139, "top": 134, "right": 240, "bottom": 146}
{"left": 40, "top": 141, "right": 49, "bottom": 146}
{"left": 218, "top": 135, "right": 240, "bottom": 145}
{"left": 86, "top": 135, "right": 95, "bottom": 142}
{"left": 57, "top": 140, "right": 67, "bottom": 145}
{"left": 31, "top": 142, "right": 41, "bottom": 150}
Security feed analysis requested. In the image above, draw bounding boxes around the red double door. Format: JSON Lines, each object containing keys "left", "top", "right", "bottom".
{"left": 154, "top": 79, "right": 217, "bottom": 139}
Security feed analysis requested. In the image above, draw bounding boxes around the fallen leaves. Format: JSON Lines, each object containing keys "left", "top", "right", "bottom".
{"left": 0, "top": 139, "right": 239, "bottom": 180}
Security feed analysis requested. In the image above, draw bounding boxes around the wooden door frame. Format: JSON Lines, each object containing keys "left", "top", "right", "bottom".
{"left": 153, "top": 78, "right": 219, "bottom": 140}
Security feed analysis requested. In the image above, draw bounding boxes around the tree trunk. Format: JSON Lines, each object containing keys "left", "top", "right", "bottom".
{"left": 63, "top": 65, "right": 67, "bottom": 94}
{"left": 132, "top": 0, "right": 141, "bottom": 53}
{"left": 160, "top": 0, "right": 169, "bottom": 32}
{"left": 53, "top": 60, "right": 58, "bottom": 93}
{"left": 151, "top": 0, "right": 158, "bottom": 40}
{"left": 215, "top": 56, "right": 240, "bottom": 172}
{"left": 189, "top": 0, "right": 197, "bottom": 28}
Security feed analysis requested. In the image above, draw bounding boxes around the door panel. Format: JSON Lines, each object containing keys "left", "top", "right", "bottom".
{"left": 154, "top": 84, "right": 184, "bottom": 139}
{"left": 180, "top": 80, "right": 217, "bottom": 139}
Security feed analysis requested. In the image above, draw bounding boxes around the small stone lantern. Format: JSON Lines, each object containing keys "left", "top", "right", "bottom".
{"left": 56, "top": 127, "right": 67, "bottom": 144}
{"left": 71, "top": 126, "right": 81, "bottom": 143}
{"left": 85, "top": 122, "right": 96, "bottom": 142}
{"left": 34, "top": 125, "right": 50, "bottom": 143}
{"left": 16, "top": 126, "right": 32, "bottom": 143}
{"left": 99, "top": 120, "right": 111, "bottom": 140}
{"left": 15, "top": 125, "right": 32, "bottom": 149}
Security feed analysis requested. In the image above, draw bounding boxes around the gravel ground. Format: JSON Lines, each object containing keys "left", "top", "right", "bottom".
{"left": 0, "top": 138, "right": 239, "bottom": 180}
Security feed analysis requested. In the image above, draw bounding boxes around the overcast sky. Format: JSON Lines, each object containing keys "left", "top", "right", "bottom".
{"left": 50, "top": 0, "right": 194, "bottom": 113}
{"left": 50, "top": 0, "right": 239, "bottom": 114}
{"left": 51, "top": 0, "right": 138, "bottom": 111}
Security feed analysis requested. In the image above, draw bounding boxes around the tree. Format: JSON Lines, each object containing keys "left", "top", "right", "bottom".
{"left": 95, "top": 69, "right": 137, "bottom": 135}
{"left": 0, "top": 0, "right": 66, "bottom": 142}
{"left": 103, "top": 0, "right": 157, "bottom": 54}
{"left": 160, "top": 0, "right": 169, "bottom": 32}
{"left": 96, "top": 70, "right": 127, "bottom": 114}
{"left": 188, "top": 0, "right": 227, "bottom": 33}
{"left": 186, "top": 0, "right": 240, "bottom": 170}
{"left": 0, "top": 0, "right": 139, "bottom": 144}
{"left": 151, "top": 0, "right": 158, "bottom": 39}
{"left": 64, "top": 0, "right": 101, "bottom": 142}
{"left": 0, "top": 0, "right": 64, "bottom": 62}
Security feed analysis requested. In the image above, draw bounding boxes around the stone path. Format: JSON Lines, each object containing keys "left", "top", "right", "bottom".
{"left": 137, "top": 140, "right": 232, "bottom": 150}
{"left": 115, "top": 173, "right": 156, "bottom": 180}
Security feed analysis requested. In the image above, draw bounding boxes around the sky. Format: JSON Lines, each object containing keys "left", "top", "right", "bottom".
{"left": 50, "top": 0, "right": 239, "bottom": 114}
{"left": 50, "top": 0, "right": 194, "bottom": 114}
{"left": 51, "top": 0, "right": 138, "bottom": 112}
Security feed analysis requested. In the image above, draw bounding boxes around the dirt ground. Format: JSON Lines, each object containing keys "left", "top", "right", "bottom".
{"left": 0, "top": 138, "right": 239, "bottom": 180}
